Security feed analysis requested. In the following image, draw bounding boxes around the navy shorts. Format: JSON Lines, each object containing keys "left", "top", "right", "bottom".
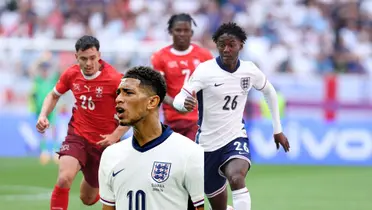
{"left": 204, "top": 137, "right": 251, "bottom": 198}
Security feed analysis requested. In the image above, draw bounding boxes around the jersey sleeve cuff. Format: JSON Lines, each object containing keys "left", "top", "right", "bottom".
{"left": 193, "top": 198, "right": 204, "bottom": 207}
{"left": 182, "top": 88, "right": 192, "bottom": 96}
{"left": 53, "top": 87, "right": 62, "bottom": 96}
{"left": 100, "top": 197, "right": 115, "bottom": 206}
{"left": 256, "top": 77, "right": 267, "bottom": 91}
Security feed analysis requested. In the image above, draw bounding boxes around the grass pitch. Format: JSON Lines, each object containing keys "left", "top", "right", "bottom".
{"left": 0, "top": 158, "right": 371, "bottom": 210}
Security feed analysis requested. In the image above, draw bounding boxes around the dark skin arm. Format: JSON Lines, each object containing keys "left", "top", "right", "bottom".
{"left": 102, "top": 204, "right": 115, "bottom": 210}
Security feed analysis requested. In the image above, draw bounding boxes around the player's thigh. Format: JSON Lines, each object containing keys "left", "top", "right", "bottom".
{"left": 204, "top": 148, "right": 228, "bottom": 198}
{"left": 56, "top": 132, "right": 87, "bottom": 186}
{"left": 208, "top": 187, "right": 228, "bottom": 210}
{"left": 81, "top": 142, "right": 103, "bottom": 189}
{"left": 55, "top": 155, "right": 81, "bottom": 188}
{"left": 220, "top": 137, "right": 251, "bottom": 188}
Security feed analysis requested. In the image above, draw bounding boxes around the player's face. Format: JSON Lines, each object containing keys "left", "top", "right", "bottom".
{"left": 171, "top": 21, "right": 193, "bottom": 50}
{"left": 75, "top": 47, "right": 101, "bottom": 76}
{"left": 216, "top": 33, "right": 243, "bottom": 66}
{"left": 115, "top": 78, "right": 159, "bottom": 126}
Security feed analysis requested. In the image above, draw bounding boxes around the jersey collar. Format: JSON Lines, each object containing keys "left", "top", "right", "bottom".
{"left": 216, "top": 56, "right": 240, "bottom": 73}
{"left": 132, "top": 124, "right": 173, "bottom": 153}
{"left": 170, "top": 45, "right": 194, "bottom": 56}
{"left": 80, "top": 59, "right": 105, "bottom": 80}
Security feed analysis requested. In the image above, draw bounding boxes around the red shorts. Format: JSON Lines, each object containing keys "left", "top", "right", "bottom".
{"left": 165, "top": 119, "right": 199, "bottom": 141}
{"left": 57, "top": 125, "right": 104, "bottom": 188}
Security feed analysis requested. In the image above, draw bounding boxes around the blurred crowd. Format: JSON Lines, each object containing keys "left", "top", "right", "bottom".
{"left": 0, "top": 0, "right": 371, "bottom": 110}
{"left": 1, "top": 0, "right": 371, "bottom": 75}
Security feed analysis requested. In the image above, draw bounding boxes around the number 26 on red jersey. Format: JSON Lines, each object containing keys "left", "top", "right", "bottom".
{"left": 79, "top": 95, "right": 95, "bottom": 110}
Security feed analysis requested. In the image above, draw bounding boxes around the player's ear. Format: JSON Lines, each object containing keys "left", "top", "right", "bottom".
{"left": 147, "top": 95, "right": 160, "bottom": 110}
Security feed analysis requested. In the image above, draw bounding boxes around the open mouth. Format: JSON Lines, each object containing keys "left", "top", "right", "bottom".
{"left": 116, "top": 107, "right": 125, "bottom": 118}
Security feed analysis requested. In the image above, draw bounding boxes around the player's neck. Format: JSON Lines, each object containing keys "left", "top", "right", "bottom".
{"left": 133, "top": 116, "right": 162, "bottom": 147}
{"left": 224, "top": 59, "right": 239, "bottom": 72}
{"left": 172, "top": 44, "right": 190, "bottom": 52}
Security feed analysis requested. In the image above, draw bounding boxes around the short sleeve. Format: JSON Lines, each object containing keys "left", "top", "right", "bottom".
{"left": 182, "top": 63, "right": 207, "bottom": 94}
{"left": 151, "top": 52, "right": 165, "bottom": 76}
{"left": 202, "top": 49, "right": 214, "bottom": 61}
{"left": 251, "top": 62, "right": 267, "bottom": 90}
{"left": 53, "top": 70, "right": 71, "bottom": 96}
{"left": 184, "top": 145, "right": 204, "bottom": 207}
{"left": 99, "top": 150, "right": 116, "bottom": 206}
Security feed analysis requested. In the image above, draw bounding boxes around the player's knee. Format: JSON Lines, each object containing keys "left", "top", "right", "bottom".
{"left": 226, "top": 173, "right": 246, "bottom": 189}
{"left": 56, "top": 173, "right": 75, "bottom": 188}
{"left": 80, "top": 193, "right": 98, "bottom": 206}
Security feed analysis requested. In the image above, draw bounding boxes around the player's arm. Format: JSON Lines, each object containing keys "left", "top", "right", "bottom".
{"left": 102, "top": 204, "right": 115, "bottom": 210}
{"left": 39, "top": 91, "right": 60, "bottom": 118}
{"left": 173, "top": 64, "right": 206, "bottom": 112}
{"left": 36, "top": 70, "right": 70, "bottom": 133}
{"left": 99, "top": 149, "right": 116, "bottom": 209}
{"left": 184, "top": 146, "right": 205, "bottom": 209}
{"left": 41, "top": 69, "right": 71, "bottom": 116}
{"left": 252, "top": 64, "right": 290, "bottom": 152}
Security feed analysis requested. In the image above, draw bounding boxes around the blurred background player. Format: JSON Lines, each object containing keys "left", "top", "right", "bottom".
{"left": 151, "top": 13, "right": 213, "bottom": 141}
{"left": 173, "top": 22, "right": 290, "bottom": 210}
{"left": 151, "top": 13, "right": 213, "bottom": 210}
{"left": 99, "top": 66, "right": 204, "bottom": 210}
{"left": 29, "top": 55, "right": 60, "bottom": 165}
{"left": 35, "top": 35, "right": 129, "bottom": 210}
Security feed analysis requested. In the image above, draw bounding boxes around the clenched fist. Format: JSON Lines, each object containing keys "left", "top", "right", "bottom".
{"left": 36, "top": 116, "right": 50, "bottom": 133}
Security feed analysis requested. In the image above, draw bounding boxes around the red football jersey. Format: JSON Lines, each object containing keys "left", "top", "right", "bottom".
{"left": 151, "top": 43, "right": 213, "bottom": 122}
{"left": 54, "top": 60, "right": 122, "bottom": 144}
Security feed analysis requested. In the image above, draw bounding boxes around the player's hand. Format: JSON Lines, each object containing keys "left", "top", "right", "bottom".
{"left": 184, "top": 91, "right": 197, "bottom": 112}
{"left": 36, "top": 116, "right": 50, "bottom": 133}
{"left": 97, "top": 134, "right": 120, "bottom": 147}
{"left": 274, "top": 132, "right": 290, "bottom": 152}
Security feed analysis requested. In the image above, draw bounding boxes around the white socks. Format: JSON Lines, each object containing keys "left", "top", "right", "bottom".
{"left": 232, "top": 187, "right": 251, "bottom": 210}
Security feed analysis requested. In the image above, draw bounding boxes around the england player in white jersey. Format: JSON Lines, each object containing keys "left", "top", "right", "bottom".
{"left": 173, "top": 23, "right": 290, "bottom": 210}
{"left": 99, "top": 66, "right": 204, "bottom": 210}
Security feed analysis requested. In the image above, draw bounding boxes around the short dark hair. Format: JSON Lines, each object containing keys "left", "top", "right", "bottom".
{"left": 212, "top": 22, "right": 247, "bottom": 44}
{"left": 123, "top": 66, "right": 167, "bottom": 107}
{"left": 75, "top": 35, "right": 100, "bottom": 52}
{"left": 167, "top": 13, "right": 197, "bottom": 34}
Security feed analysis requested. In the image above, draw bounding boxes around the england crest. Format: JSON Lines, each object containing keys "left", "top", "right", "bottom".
{"left": 151, "top": 161, "right": 172, "bottom": 183}
{"left": 240, "top": 77, "right": 250, "bottom": 91}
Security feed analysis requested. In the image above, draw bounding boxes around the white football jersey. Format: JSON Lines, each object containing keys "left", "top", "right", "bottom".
{"left": 99, "top": 126, "right": 204, "bottom": 210}
{"left": 183, "top": 57, "right": 267, "bottom": 151}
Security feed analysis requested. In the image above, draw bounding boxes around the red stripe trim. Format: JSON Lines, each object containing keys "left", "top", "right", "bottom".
{"left": 182, "top": 88, "right": 192, "bottom": 96}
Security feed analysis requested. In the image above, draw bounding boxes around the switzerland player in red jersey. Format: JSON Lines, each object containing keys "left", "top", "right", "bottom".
{"left": 35, "top": 36, "right": 129, "bottom": 210}
{"left": 151, "top": 13, "right": 213, "bottom": 141}
{"left": 151, "top": 13, "right": 213, "bottom": 210}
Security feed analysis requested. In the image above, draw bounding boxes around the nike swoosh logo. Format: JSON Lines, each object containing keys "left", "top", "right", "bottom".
{"left": 112, "top": 168, "right": 125, "bottom": 177}
{"left": 214, "top": 83, "right": 223, "bottom": 87}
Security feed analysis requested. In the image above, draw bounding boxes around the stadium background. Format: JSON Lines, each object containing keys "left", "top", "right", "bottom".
{"left": 0, "top": 0, "right": 371, "bottom": 209}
